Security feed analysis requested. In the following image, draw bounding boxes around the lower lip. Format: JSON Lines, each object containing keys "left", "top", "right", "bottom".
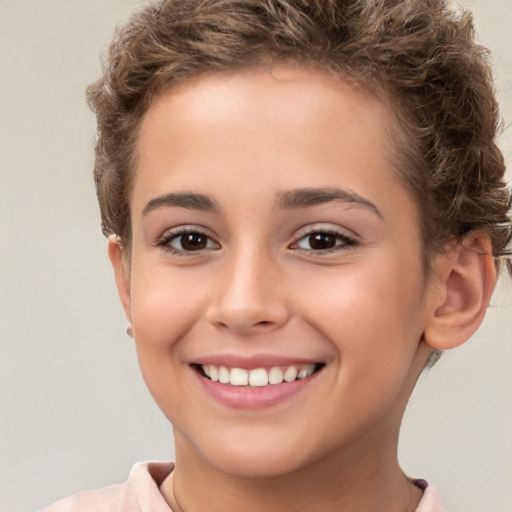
{"left": 194, "top": 369, "right": 320, "bottom": 409}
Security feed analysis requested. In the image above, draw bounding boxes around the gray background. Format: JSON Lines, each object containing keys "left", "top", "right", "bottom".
{"left": 0, "top": 1, "right": 510, "bottom": 511}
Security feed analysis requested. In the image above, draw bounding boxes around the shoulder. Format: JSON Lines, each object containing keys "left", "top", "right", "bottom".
{"left": 38, "top": 482, "right": 128, "bottom": 512}
{"left": 38, "top": 462, "right": 174, "bottom": 512}
{"left": 414, "top": 479, "right": 446, "bottom": 512}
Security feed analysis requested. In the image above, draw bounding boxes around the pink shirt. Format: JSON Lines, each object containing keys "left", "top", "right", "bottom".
{"left": 39, "top": 462, "right": 446, "bottom": 512}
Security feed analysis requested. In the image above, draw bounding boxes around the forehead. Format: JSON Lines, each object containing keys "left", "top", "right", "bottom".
{"left": 140, "top": 64, "right": 393, "bottom": 150}
{"left": 134, "top": 64, "right": 418, "bottom": 231}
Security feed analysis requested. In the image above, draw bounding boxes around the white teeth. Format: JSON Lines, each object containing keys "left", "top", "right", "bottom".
{"left": 268, "top": 367, "right": 283, "bottom": 385}
{"left": 200, "top": 363, "right": 318, "bottom": 386}
{"left": 230, "top": 368, "right": 249, "bottom": 386}
{"left": 209, "top": 365, "right": 219, "bottom": 382}
{"left": 297, "top": 368, "right": 308, "bottom": 379}
{"left": 249, "top": 368, "right": 268, "bottom": 387}
{"left": 297, "top": 365, "right": 315, "bottom": 380}
{"left": 218, "top": 366, "right": 230, "bottom": 384}
{"left": 283, "top": 366, "right": 297, "bottom": 382}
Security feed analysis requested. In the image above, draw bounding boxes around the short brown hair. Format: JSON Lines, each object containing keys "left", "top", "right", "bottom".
{"left": 87, "top": 0, "right": 511, "bottom": 275}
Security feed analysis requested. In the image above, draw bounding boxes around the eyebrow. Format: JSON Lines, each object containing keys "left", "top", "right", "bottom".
{"left": 142, "top": 192, "right": 220, "bottom": 215}
{"left": 276, "top": 187, "right": 382, "bottom": 218}
{"left": 141, "top": 187, "right": 381, "bottom": 218}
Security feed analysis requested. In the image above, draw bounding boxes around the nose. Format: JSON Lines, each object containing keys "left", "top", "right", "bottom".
{"left": 206, "top": 249, "right": 290, "bottom": 335}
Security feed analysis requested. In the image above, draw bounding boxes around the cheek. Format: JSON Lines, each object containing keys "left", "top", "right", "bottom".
{"left": 293, "top": 257, "right": 425, "bottom": 370}
{"left": 300, "top": 269, "right": 425, "bottom": 434}
{"left": 128, "top": 266, "right": 208, "bottom": 410}
{"left": 130, "top": 266, "right": 204, "bottom": 349}
{"left": 128, "top": 266, "right": 204, "bottom": 421}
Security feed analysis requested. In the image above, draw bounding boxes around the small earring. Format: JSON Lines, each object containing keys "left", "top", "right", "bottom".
{"left": 126, "top": 326, "right": 134, "bottom": 338}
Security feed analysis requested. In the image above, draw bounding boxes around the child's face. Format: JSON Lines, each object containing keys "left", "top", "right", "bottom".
{"left": 114, "top": 65, "right": 440, "bottom": 477}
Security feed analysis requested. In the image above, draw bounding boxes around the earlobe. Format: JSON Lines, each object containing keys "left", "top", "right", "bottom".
{"left": 107, "top": 235, "right": 132, "bottom": 325}
{"left": 423, "top": 233, "right": 497, "bottom": 351}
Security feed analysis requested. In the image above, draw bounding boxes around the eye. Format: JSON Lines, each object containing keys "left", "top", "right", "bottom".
{"left": 158, "top": 227, "right": 220, "bottom": 254}
{"left": 292, "top": 229, "right": 357, "bottom": 252}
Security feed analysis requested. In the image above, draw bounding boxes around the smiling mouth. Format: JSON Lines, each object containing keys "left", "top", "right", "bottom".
{"left": 194, "top": 363, "right": 324, "bottom": 387}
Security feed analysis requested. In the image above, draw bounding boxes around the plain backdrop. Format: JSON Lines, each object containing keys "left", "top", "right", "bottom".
{"left": 0, "top": 1, "right": 511, "bottom": 511}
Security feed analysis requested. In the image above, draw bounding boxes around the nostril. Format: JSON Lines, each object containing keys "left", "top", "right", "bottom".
{"left": 206, "top": 297, "right": 290, "bottom": 334}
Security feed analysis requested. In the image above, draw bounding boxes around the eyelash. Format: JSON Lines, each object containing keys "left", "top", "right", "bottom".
{"left": 156, "top": 227, "right": 219, "bottom": 256}
{"left": 289, "top": 228, "right": 358, "bottom": 254}
{"left": 156, "top": 227, "right": 358, "bottom": 256}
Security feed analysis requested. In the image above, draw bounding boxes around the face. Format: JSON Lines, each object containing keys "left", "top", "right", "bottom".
{"left": 112, "top": 65, "right": 439, "bottom": 478}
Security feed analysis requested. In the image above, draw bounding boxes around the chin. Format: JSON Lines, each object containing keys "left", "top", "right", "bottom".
{"left": 207, "top": 449, "right": 308, "bottom": 479}
{"left": 186, "top": 426, "right": 327, "bottom": 479}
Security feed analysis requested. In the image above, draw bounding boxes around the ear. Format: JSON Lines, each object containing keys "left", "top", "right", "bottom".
{"left": 423, "top": 232, "right": 497, "bottom": 351}
{"left": 107, "top": 235, "right": 132, "bottom": 325}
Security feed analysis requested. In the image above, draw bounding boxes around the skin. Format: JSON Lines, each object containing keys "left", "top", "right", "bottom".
{"left": 109, "top": 64, "right": 496, "bottom": 511}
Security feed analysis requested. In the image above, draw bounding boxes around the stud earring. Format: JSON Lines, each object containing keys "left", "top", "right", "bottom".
{"left": 126, "top": 326, "right": 134, "bottom": 337}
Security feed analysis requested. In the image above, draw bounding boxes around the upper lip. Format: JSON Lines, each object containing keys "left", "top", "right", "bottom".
{"left": 190, "top": 353, "right": 323, "bottom": 370}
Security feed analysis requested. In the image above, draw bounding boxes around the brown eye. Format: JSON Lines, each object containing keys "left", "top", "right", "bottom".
{"left": 159, "top": 228, "right": 220, "bottom": 254}
{"left": 293, "top": 230, "right": 357, "bottom": 252}
{"left": 307, "top": 233, "right": 338, "bottom": 250}
{"left": 178, "top": 232, "right": 208, "bottom": 251}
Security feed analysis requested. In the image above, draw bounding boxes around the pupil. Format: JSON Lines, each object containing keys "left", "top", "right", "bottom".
{"left": 181, "top": 233, "right": 206, "bottom": 250}
{"left": 309, "top": 233, "right": 336, "bottom": 250}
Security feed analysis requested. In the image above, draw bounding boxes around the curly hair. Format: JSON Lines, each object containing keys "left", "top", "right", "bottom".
{"left": 87, "top": 0, "right": 511, "bottom": 276}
